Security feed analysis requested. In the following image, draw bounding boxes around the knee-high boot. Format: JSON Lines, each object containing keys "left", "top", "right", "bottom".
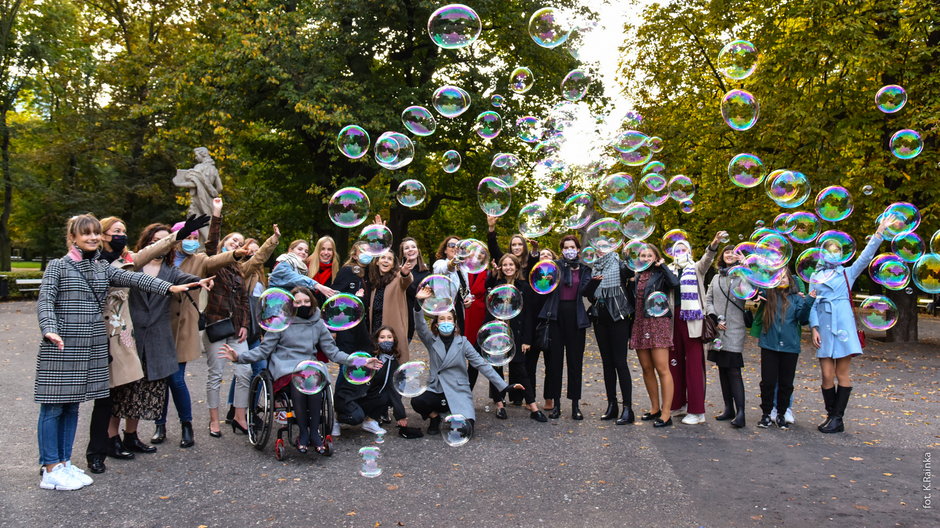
{"left": 819, "top": 386, "right": 851, "bottom": 434}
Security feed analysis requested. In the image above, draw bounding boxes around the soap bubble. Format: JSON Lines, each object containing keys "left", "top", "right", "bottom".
{"left": 859, "top": 295, "right": 899, "bottom": 331}
{"left": 336, "top": 125, "right": 370, "bottom": 159}
{"left": 717, "top": 40, "right": 758, "bottom": 80}
{"left": 623, "top": 240, "right": 652, "bottom": 272}
{"left": 728, "top": 153, "right": 764, "bottom": 188}
{"left": 291, "top": 360, "right": 329, "bottom": 395}
{"left": 835, "top": 329, "right": 849, "bottom": 342}
{"left": 328, "top": 187, "right": 371, "bottom": 228}
{"left": 528, "top": 7, "right": 570, "bottom": 48}
{"left": 642, "top": 160, "right": 666, "bottom": 176}
{"left": 477, "top": 320, "right": 514, "bottom": 365}
{"left": 442, "top": 414, "right": 472, "bottom": 447}
{"left": 432, "top": 85, "right": 471, "bottom": 118}
{"left": 518, "top": 202, "right": 553, "bottom": 238}
{"left": 515, "top": 116, "right": 543, "bottom": 143}
{"left": 892, "top": 232, "right": 925, "bottom": 263}
{"left": 613, "top": 130, "right": 649, "bottom": 153}
{"left": 561, "top": 69, "right": 590, "bottom": 101}
{"left": 393, "top": 361, "right": 430, "bottom": 398}
{"left": 721, "top": 89, "right": 759, "bottom": 131}
{"left": 374, "top": 132, "right": 415, "bottom": 170}
{"left": 860, "top": 185, "right": 874, "bottom": 196}
{"left": 741, "top": 254, "right": 788, "bottom": 288}
{"left": 818, "top": 230, "right": 856, "bottom": 264}
{"left": 911, "top": 253, "right": 940, "bottom": 294}
{"left": 456, "top": 239, "right": 489, "bottom": 274}
{"left": 529, "top": 260, "right": 561, "bottom": 294}
{"left": 869, "top": 253, "right": 910, "bottom": 290}
{"left": 491, "top": 152, "right": 523, "bottom": 187}
{"left": 875, "top": 85, "right": 907, "bottom": 113}
{"left": 889, "top": 129, "right": 923, "bottom": 159}
{"left": 486, "top": 284, "right": 524, "bottom": 320}
{"left": 560, "top": 192, "right": 593, "bottom": 229}
{"left": 259, "top": 288, "right": 295, "bottom": 332}
{"left": 581, "top": 246, "right": 597, "bottom": 265}
{"left": 427, "top": 4, "right": 481, "bottom": 49}
{"left": 491, "top": 94, "right": 505, "bottom": 108}
{"left": 596, "top": 173, "right": 636, "bottom": 214}
{"left": 401, "top": 106, "right": 437, "bottom": 136}
{"left": 477, "top": 177, "right": 512, "bottom": 217}
{"left": 358, "top": 224, "right": 393, "bottom": 256}
{"left": 645, "top": 291, "right": 669, "bottom": 317}
{"left": 668, "top": 175, "right": 695, "bottom": 201}
{"left": 417, "top": 274, "right": 459, "bottom": 315}
{"left": 342, "top": 351, "right": 375, "bottom": 385}
{"left": 586, "top": 218, "right": 624, "bottom": 254}
{"left": 443, "top": 150, "right": 461, "bottom": 173}
{"left": 785, "top": 211, "right": 821, "bottom": 244}
{"left": 767, "top": 170, "right": 811, "bottom": 209}
{"left": 878, "top": 202, "right": 921, "bottom": 238}
{"left": 396, "top": 179, "right": 427, "bottom": 207}
{"left": 796, "top": 248, "right": 830, "bottom": 284}
{"left": 321, "top": 293, "right": 365, "bottom": 331}
{"left": 931, "top": 230, "right": 940, "bottom": 253}
{"left": 532, "top": 158, "right": 569, "bottom": 194}
{"left": 619, "top": 202, "right": 656, "bottom": 240}
{"left": 757, "top": 233, "right": 793, "bottom": 269}
{"left": 680, "top": 200, "right": 695, "bottom": 214}
{"left": 358, "top": 446, "right": 382, "bottom": 478}
{"left": 509, "top": 67, "right": 535, "bottom": 94}
{"left": 647, "top": 137, "right": 664, "bottom": 153}
{"left": 773, "top": 213, "right": 793, "bottom": 234}
{"left": 475, "top": 111, "right": 503, "bottom": 139}
{"left": 662, "top": 229, "right": 690, "bottom": 259}
{"left": 728, "top": 266, "right": 758, "bottom": 299}
{"left": 815, "top": 186, "right": 853, "bottom": 222}
{"left": 619, "top": 145, "right": 654, "bottom": 167}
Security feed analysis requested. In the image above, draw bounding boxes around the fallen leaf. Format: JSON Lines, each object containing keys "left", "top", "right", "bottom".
{"left": 854, "top": 505, "right": 870, "bottom": 511}
{"left": 849, "top": 457, "right": 864, "bottom": 461}
{"left": 386, "top": 484, "right": 399, "bottom": 491}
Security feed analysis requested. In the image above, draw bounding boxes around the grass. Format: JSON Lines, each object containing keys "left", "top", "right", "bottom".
{"left": 10, "top": 261, "right": 41, "bottom": 270}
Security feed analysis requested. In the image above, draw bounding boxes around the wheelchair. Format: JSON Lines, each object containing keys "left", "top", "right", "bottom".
{"left": 247, "top": 369, "right": 335, "bottom": 460}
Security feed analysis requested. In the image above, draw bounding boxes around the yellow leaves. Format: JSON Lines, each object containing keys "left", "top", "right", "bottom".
{"left": 159, "top": 496, "right": 170, "bottom": 500}
{"left": 849, "top": 456, "right": 864, "bottom": 461}
{"left": 883, "top": 472, "right": 893, "bottom": 476}
{"left": 346, "top": 512, "right": 356, "bottom": 516}
{"left": 386, "top": 484, "right": 399, "bottom": 491}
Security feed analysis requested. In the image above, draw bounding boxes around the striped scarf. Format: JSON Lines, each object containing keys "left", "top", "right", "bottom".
{"left": 593, "top": 251, "right": 621, "bottom": 291}
{"left": 679, "top": 266, "right": 703, "bottom": 321}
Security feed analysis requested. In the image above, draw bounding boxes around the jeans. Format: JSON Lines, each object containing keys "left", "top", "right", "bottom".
{"left": 204, "top": 334, "right": 250, "bottom": 409}
{"left": 157, "top": 363, "right": 193, "bottom": 425}
{"left": 38, "top": 403, "right": 79, "bottom": 465}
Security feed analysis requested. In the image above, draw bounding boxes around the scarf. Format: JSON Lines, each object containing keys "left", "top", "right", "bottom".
{"left": 313, "top": 260, "right": 333, "bottom": 287}
{"left": 679, "top": 266, "right": 703, "bottom": 321}
{"left": 593, "top": 251, "right": 621, "bottom": 292}
{"left": 276, "top": 252, "right": 308, "bottom": 275}
{"left": 560, "top": 258, "right": 580, "bottom": 286}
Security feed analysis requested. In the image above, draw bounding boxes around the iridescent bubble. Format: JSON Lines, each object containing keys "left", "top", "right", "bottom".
{"left": 906, "top": 287, "right": 914, "bottom": 295}
{"left": 875, "top": 85, "right": 907, "bottom": 114}
{"left": 757, "top": 233, "right": 793, "bottom": 270}
{"left": 529, "top": 260, "right": 561, "bottom": 294}
{"left": 773, "top": 213, "right": 793, "bottom": 234}
{"left": 869, "top": 253, "right": 910, "bottom": 290}
{"left": 586, "top": 218, "right": 624, "bottom": 254}
{"left": 755, "top": 220, "right": 766, "bottom": 228}
{"left": 619, "top": 202, "right": 656, "bottom": 240}
{"left": 662, "top": 229, "right": 689, "bottom": 259}
{"left": 717, "top": 40, "right": 758, "bottom": 80}
{"left": 645, "top": 291, "right": 669, "bottom": 317}
{"left": 477, "top": 320, "right": 514, "bottom": 365}
{"left": 443, "top": 150, "right": 461, "bottom": 173}
{"left": 581, "top": 246, "right": 597, "bottom": 265}
{"left": 427, "top": 4, "right": 482, "bottom": 49}
{"left": 358, "top": 224, "right": 393, "bottom": 256}
{"left": 818, "top": 230, "right": 856, "bottom": 264}
{"left": 680, "top": 200, "right": 695, "bottom": 214}
{"left": 931, "top": 230, "right": 940, "bottom": 253}
{"left": 456, "top": 239, "right": 489, "bottom": 274}
{"left": 342, "top": 351, "right": 375, "bottom": 385}
{"left": 515, "top": 116, "right": 543, "bottom": 143}
{"left": 358, "top": 446, "right": 382, "bottom": 478}
{"left": 862, "top": 185, "right": 874, "bottom": 196}
{"left": 477, "top": 177, "right": 512, "bottom": 217}
{"left": 509, "top": 67, "right": 535, "bottom": 94}
{"left": 623, "top": 240, "right": 652, "bottom": 272}
{"left": 721, "top": 89, "right": 759, "bottom": 131}
{"left": 879, "top": 202, "right": 921, "bottom": 238}
{"left": 892, "top": 232, "right": 925, "bottom": 263}
{"left": 712, "top": 338, "right": 724, "bottom": 350}
{"left": 396, "top": 179, "right": 427, "bottom": 208}
{"left": 647, "top": 137, "right": 664, "bottom": 153}
{"left": 619, "top": 145, "right": 653, "bottom": 167}
{"left": 528, "top": 7, "right": 570, "bottom": 48}
{"left": 336, "top": 125, "right": 370, "bottom": 159}
{"left": 432, "top": 85, "right": 471, "bottom": 118}
{"left": 474, "top": 111, "right": 502, "bottom": 139}
{"left": 640, "top": 173, "right": 667, "bottom": 192}
{"left": 518, "top": 202, "right": 554, "bottom": 238}
{"left": 393, "top": 361, "right": 430, "bottom": 398}
{"left": 491, "top": 152, "right": 523, "bottom": 187}
{"left": 597, "top": 173, "right": 636, "bottom": 213}
{"left": 796, "top": 248, "right": 828, "bottom": 283}
{"left": 642, "top": 160, "right": 666, "bottom": 176}
{"left": 558, "top": 69, "right": 589, "bottom": 102}
{"left": 259, "top": 288, "right": 295, "bottom": 332}
{"left": 401, "top": 106, "right": 437, "bottom": 136}
{"left": 728, "top": 266, "right": 758, "bottom": 299}
{"left": 328, "top": 187, "right": 371, "bottom": 228}
{"left": 912, "top": 253, "right": 940, "bottom": 294}
{"left": 835, "top": 329, "right": 849, "bottom": 342}
{"left": 767, "top": 170, "right": 811, "bottom": 209}
{"left": 613, "top": 130, "right": 649, "bottom": 153}
{"left": 374, "top": 131, "right": 415, "bottom": 170}
{"left": 291, "top": 360, "right": 329, "bottom": 395}
{"left": 532, "top": 157, "right": 569, "bottom": 194}
{"left": 321, "top": 293, "right": 365, "bottom": 331}
{"left": 668, "top": 175, "right": 695, "bottom": 201}
{"left": 418, "top": 274, "right": 459, "bottom": 315}
{"left": 560, "top": 193, "right": 593, "bottom": 229}
{"left": 859, "top": 295, "right": 899, "bottom": 331}
{"left": 742, "top": 255, "right": 787, "bottom": 287}
{"left": 491, "top": 94, "right": 505, "bottom": 108}
{"left": 638, "top": 175, "right": 669, "bottom": 207}
{"left": 815, "top": 186, "right": 853, "bottom": 222}
{"left": 486, "top": 284, "right": 524, "bottom": 320}
{"left": 889, "top": 129, "right": 923, "bottom": 159}
{"left": 442, "top": 414, "right": 472, "bottom": 447}
{"left": 786, "top": 211, "right": 821, "bottom": 244}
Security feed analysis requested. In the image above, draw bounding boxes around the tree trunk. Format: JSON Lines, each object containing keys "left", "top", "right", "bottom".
{"left": 0, "top": 107, "right": 12, "bottom": 272}
{"left": 884, "top": 288, "right": 918, "bottom": 343}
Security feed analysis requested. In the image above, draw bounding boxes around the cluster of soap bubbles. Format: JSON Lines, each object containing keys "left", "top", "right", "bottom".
{"left": 874, "top": 85, "right": 923, "bottom": 160}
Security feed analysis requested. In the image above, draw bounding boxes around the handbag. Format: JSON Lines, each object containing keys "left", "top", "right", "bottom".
{"left": 701, "top": 314, "right": 718, "bottom": 342}
{"left": 206, "top": 317, "right": 236, "bottom": 343}
{"left": 843, "top": 271, "right": 866, "bottom": 349}
{"left": 718, "top": 277, "right": 754, "bottom": 328}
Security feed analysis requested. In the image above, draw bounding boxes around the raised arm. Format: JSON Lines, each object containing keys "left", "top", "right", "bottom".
{"left": 203, "top": 251, "right": 238, "bottom": 276}
{"left": 240, "top": 229, "right": 280, "bottom": 275}
{"left": 269, "top": 261, "right": 318, "bottom": 290}
{"left": 486, "top": 229, "right": 505, "bottom": 263}
{"left": 846, "top": 233, "right": 884, "bottom": 283}
{"left": 413, "top": 307, "right": 436, "bottom": 349}
{"left": 132, "top": 234, "right": 176, "bottom": 271}
{"left": 205, "top": 209, "right": 222, "bottom": 256}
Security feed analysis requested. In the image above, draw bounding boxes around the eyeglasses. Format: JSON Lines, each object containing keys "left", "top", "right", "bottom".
{"left": 446, "top": 242, "right": 458, "bottom": 248}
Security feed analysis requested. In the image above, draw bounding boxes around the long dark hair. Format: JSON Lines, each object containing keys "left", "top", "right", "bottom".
{"left": 760, "top": 270, "right": 800, "bottom": 333}
{"left": 135, "top": 223, "right": 172, "bottom": 253}
{"left": 367, "top": 249, "right": 400, "bottom": 290}
{"left": 373, "top": 325, "right": 401, "bottom": 360}
{"left": 430, "top": 310, "right": 462, "bottom": 337}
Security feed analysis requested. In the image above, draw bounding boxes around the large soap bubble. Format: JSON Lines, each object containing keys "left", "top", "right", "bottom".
{"left": 892, "top": 232, "right": 925, "bottom": 263}
{"left": 491, "top": 152, "right": 523, "bottom": 187}
{"left": 475, "top": 111, "right": 503, "bottom": 139}
{"left": 358, "top": 446, "right": 382, "bottom": 478}
{"left": 358, "top": 224, "right": 393, "bottom": 256}
{"left": 668, "top": 175, "right": 695, "bottom": 202}
{"left": 518, "top": 202, "right": 553, "bottom": 238}
{"left": 869, "top": 253, "right": 911, "bottom": 290}
{"left": 875, "top": 85, "right": 907, "bottom": 114}
{"left": 529, "top": 260, "right": 560, "bottom": 294}
{"left": 259, "top": 288, "right": 295, "bottom": 332}
{"left": 486, "top": 284, "right": 524, "bottom": 320}
{"left": 401, "top": 106, "right": 437, "bottom": 136}
{"left": 427, "top": 4, "right": 482, "bottom": 49}
{"left": 645, "top": 291, "right": 670, "bottom": 317}
{"left": 443, "top": 150, "right": 461, "bottom": 173}
{"left": 912, "top": 254, "right": 940, "bottom": 294}
{"left": 596, "top": 173, "right": 635, "bottom": 213}
{"left": 292, "top": 360, "right": 329, "bottom": 395}
{"left": 613, "top": 130, "right": 649, "bottom": 153}
{"left": 477, "top": 177, "right": 512, "bottom": 217}
{"left": 717, "top": 40, "right": 758, "bottom": 80}
{"left": 396, "top": 179, "right": 427, "bottom": 208}
{"left": 328, "top": 187, "right": 371, "bottom": 228}
{"left": 586, "top": 218, "right": 624, "bottom": 254}
{"left": 374, "top": 132, "right": 415, "bottom": 170}
{"left": 721, "top": 89, "right": 759, "bottom": 131}
{"left": 879, "top": 202, "right": 921, "bottom": 238}
{"left": 619, "top": 202, "right": 656, "bottom": 240}
{"left": 785, "top": 211, "right": 821, "bottom": 244}
{"left": 432, "top": 85, "right": 471, "bottom": 118}
{"left": 728, "top": 153, "right": 766, "bottom": 188}
{"left": 561, "top": 69, "right": 589, "bottom": 101}
{"left": 342, "top": 351, "right": 375, "bottom": 385}
{"left": 509, "top": 67, "right": 535, "bottom": 94}
{"left": 818, "top": 230, "right": 856, "bottom": 265}
{"left": 418, "top": 274, "right": 459, "bottom": 315}
{"left": 393, "top": 361, "right": 430, "bottom": 398}
{"left": 815, "top": 186, "right": 853, "bottom": 222}
{"left": 477, "top": 321, "right": 514, "bottom": 366}
{"left": 560, "top": 192, "right": 593, "bottom": 229}
{"left": 321, "top": 293, "right": 365, "bottom": 332}
{"left": 515, "top": 116, "right": 543, "bottom": 143}
{"left": 889, "top": 129, "right": 923, "bottom": 160}
{"left": 767, "top": 170, "right": 811, "bottom": 209}
{"left": 858, "top": 295, "right": 899, "bottom": 331}
{"left": 456, "top": 239, "right": 489, "bottom": 274}
{"left": 442, "top": 414, "right": 472, "bottom": 447}
{"left": 336, "top": 125, "right": 370, "bottom": 159}
{"left": 528, "top": 7, "right": 570, "bottom": 48}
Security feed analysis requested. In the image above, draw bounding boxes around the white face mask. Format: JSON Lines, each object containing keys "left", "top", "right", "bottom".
{"left": 562, "top": 249, "right": 578, "bottom": 260}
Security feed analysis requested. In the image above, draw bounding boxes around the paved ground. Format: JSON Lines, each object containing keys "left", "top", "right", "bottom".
{"left": 0, "top": 300, "right": 937, "bottom": 528}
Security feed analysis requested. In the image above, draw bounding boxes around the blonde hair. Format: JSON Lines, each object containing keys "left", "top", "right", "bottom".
{"left": 307, "top": 236, "right": 339, "bottom": 279}
{"left": 99, "top": 216, "right": 130, "bottom": 258}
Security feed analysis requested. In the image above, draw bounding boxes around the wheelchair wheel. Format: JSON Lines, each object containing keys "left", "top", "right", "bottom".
{"left": 248, "top": 370, "right": 275, "bottom": 450}
{"left": 319, "top": 383, "right": 334, "bottom": 446}
{"left": 274, "top": 438, "right": 285, "bottom": 461}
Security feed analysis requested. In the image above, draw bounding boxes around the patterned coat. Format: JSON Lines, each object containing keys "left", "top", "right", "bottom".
{"left": 36, "top": 252, "right": 173, "bottom": 404}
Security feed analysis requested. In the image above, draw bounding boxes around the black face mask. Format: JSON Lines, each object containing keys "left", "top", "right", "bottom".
{"left": 296, "top": 306, "right": 313, "bottom": 319}
{"left": 109, "top": 234, "right": 128, "bottom": 254}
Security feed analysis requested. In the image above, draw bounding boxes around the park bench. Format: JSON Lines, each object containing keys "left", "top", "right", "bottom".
{"left": 15, "top": 278, "right": 42, "bottom": 293}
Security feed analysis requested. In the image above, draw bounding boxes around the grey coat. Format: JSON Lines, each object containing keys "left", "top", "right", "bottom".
{"left": 36, "top": 254, "right": 173, "bottom": 404}
{"left": 415, "top": 311, "right": 508, "bottom": 421}
{"left": 704, "top": 272, "right": 748, "bottom": 354}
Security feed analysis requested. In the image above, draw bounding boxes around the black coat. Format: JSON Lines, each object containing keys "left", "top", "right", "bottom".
{"left": 405, "top": 266, "right": 431, "bottom": 341}
{"left": 537, "top": 261, "right": 594, "bottom": 329}
{"left": 626, "top": 264, "right": 681, "bottom": 318}
{"left": 332, "top": 265, "right": 371, "bottom": 353}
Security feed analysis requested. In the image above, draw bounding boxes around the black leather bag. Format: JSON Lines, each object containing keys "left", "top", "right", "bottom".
{"left": 701, "top": 314, "right": 718, "bottom": 342}
{"left": 206, "top": 317, "right": 236, "bottom": 343}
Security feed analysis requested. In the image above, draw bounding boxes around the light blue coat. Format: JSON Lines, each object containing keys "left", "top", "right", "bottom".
{"left": 808, "top": 234, "right": 884, "bottom": 359}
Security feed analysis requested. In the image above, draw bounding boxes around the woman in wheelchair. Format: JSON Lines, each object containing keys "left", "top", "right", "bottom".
{"left": 412, "top": 286, "right": 523, "bottom": 436}
{"left": 219, "top": 286, "right": 381, "bottom": 453}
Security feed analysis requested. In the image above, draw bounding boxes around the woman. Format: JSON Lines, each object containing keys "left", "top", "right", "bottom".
{"left": 486, "top": 214, "right": 539, "bottom": 277}
{"left": 412, "top": 286, "right": 521, "bottom": 437}
{"left": 667, "top": 232, "right": 724, "bottom": 425}
{"left": 704, "top": 246, "right": 748, "bottom": 428}
{"left": 629, "top": 244, "right": 680, "bottom": 427}
{"left": 366, "top": 248, "right": 414, "bottom": 362}
{"left": 269, "top": 239, "right": 337, "bottom": 298}
{"left": 36, "top": 214, "right": 206, "bottom": 490}
{"left": 534, "top": 237, "right": 592, "bottom": 420}
{"left": 432, "top": 235, "right": 470, "bottom": 332}
{"left": 400, "top": 237, "right": 431, "bottom": 342}
{"left": 587, "top": 247, "right": 635, "bottom": 425}
{"left": 810, "top": 215, "right": 891, "bottom": 433}
{"left": 463, "top": 268, "right": 489, "bottom": 390}
{"left": 307, "top": 236, "right": 338, "bottom": 305}
{"left": 219, "top": 287, "right": 381, "bottom": 453}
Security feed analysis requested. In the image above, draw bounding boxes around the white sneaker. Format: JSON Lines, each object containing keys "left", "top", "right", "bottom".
{"left": 361, "top": 419, "right": 387, "bottom": 435}
{"left": 331, "top": 421, "right": 341, "bottom": 438}
{"left": 40, "top": 463, "right": 84, "bottom": 491}
{"left": 784, "top": 408, "right": 795, "bottom": 424}
{"left": 681, "top": 413, "right": 706, "bottom": 425}
{"left": 674, "top": 405, "right": 687, "bottom": 416}
{"left": 769, "top": 408, "right": 778, "bottom": 421}
{"left": 64, "top": 462, "right": 93, "bottom": 486}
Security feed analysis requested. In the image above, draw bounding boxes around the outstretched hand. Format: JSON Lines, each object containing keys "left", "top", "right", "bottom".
{"left": 416, "top": 285, "right": 433, "bottom": 300}
{"left": 175, "top": 214, "right": 210, "bottom": 241}
{"left": 218, "top": 344, "right": 238, "bottom": 362}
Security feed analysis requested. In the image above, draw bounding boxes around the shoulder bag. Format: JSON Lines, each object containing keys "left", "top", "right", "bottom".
{"left": 718, "top": 276, "right": 754, "bottom": 328}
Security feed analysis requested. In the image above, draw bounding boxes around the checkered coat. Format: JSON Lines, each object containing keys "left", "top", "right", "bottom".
{"left": 36, "top": 254, "right": 173, "bottom": 404}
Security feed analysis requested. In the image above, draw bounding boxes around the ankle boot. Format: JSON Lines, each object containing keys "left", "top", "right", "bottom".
{"left": 179, "top": 421, "right": 195, "bottom": 448}
{"left": 818, "top": 386, "right": 837, "bottom": 431}
{"left": 730, "top": 408, "right": 746, "bottom": 428}
{"left": 124, "top": 431, "right": 157, "bottom": 453}
{"left": 151, "top": 424, "right": 166, "bottom": 444}
{"left": 571, "top": 400, "right": 583, "bottom": 420}
{"left": 600, "top": 401, "right": 618, "bottom": 420}
{"left": 615, "top": 405, "right": 635, "bottom": 425}
{"left": 820, "top": 386, "right": 851, "bottom": 434}
{"left": 715, "top": 400, "right": 735, "bottom": 421}
{"left": 107, "top": 435, "right": 135, "bottom": 460}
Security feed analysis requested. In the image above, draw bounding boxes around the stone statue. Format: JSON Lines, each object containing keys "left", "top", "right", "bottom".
{"left": 173, "top": 147, "right": 222, "bottom": 241}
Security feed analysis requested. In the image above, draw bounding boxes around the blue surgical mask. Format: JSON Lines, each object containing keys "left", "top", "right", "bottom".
{"left": 359, "top": 253, "right": 373, "bottom": 265}
{"left": 221, "top": 246, "right": 230, "bottom": 253}
{"left": 438, "top": 321, "right": 455, "bottom": 336}
{"left": 181, "top": 240, "right": 201, "bottom": 255}
{"left": 378, "top": 340, "right": 395, "bottom": 352}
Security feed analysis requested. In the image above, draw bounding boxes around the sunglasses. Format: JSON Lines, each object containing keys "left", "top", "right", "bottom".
{"left": 447, "top": 242, "right": 458, "bottom": 248}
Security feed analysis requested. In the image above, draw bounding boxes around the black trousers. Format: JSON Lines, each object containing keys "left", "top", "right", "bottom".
{"left": 544, "top": 301, "right": 586, "bottom": 401}
{"left": 86, "top": 396, "right": 112, "bottom": 459}
{"left": 290, "top": 384, "right": 323, "bottom": 447}
{"left": 524, "top": 344, "right": 545, "bottom": 402}
{"left": 759, "top": 348, "right": 799, "bottom": 415}
{"left": 337, "top": 394, "right": 390, "bottom": 425}
{"left": 411, "top": 390, "right": 449, "bottom": 419}
{"left": 593, "top": 316, "right": 633, "bottom": 406}
{"left": 488, "top": 346, "right": 533, "bottom": 404}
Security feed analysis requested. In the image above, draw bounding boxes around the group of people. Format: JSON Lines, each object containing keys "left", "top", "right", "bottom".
{"left": 33, "top": 202, "right": 895, "bottom": 491}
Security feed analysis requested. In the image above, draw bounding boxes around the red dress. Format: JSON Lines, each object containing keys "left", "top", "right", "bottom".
{"left": 629, "top": 272, "right": 674, "bottom": 350}
{"left": 463, "top": 271, "right": 488, "bottom": 345}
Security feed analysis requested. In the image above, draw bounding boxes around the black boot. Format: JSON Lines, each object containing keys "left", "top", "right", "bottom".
{"left": 427, "top": 416, "right": 441, "bottom": 435}
{"left": 820, "top": 386, "right": 852, "bottom": 434}
{"left": 107, "top": 435, "right": 134, "bottom": 460}
{"left": 179, "top": 421, "right": 195, "bottom": 448}
{"left": 715, "top": 367, "right": 735, "bottom": 420}
{"left": 124, "top": 431, "right": 157, "bottom": 453}
{"left": 818, "top": 386, "right": 837, "bottom": 431}
{"left": 571, "top": 400, "right": 583, "bottom": 420}
{"left": 728, "top": 368, "right": 746, "bottom": 428}
{"left": 151, "top": 424, "right": 166, "bottom": 444}
{"left": 615, "top": 405, "right": 635, "bottom": 425}
{"left": 600, "top": 401, "right": 618, "bottom": 420}
{"left": 86, "top": 455, "right": 106, "bottom": 474}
